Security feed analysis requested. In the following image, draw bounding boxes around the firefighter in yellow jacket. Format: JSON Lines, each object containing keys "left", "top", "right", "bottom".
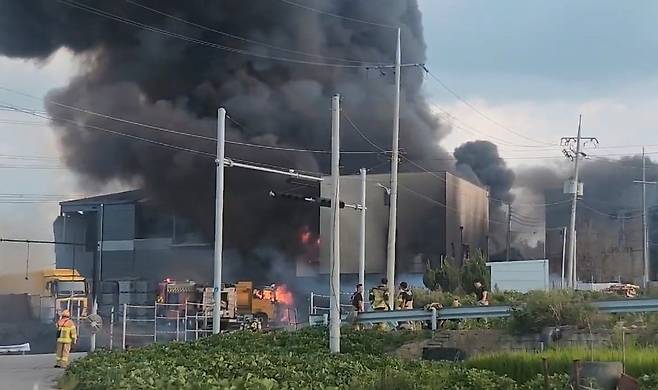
{"left": 55, "top": 309, "right": 77, "bottom": 368}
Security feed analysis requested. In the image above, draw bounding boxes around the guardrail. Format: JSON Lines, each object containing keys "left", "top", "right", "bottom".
{"left": 593, "top": 298, "right": 658, "bottom": 313}
{"left": 348, "top": 298, "right": 658, "bottom": 327}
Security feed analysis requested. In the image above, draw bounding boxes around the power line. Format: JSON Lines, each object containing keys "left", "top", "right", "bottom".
{"left": 58, "top": 0, "right": 408, "bottom": 69}
{"left": 272, "top": 0, "right": 398, "bottom": 29}
{"left": 0, "top": 86, "right": 391, "bottom": 156}
{"left": 430, "top": 104, "right": 554, "bottom": 149}
{"left": 125, "top": 0, "right": 385, "bottom": 65}
{"left": 422, "top": 66, "right": 556, "bottom": 147}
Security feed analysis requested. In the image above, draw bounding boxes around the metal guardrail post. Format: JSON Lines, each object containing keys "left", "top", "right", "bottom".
{"left": 431, "top": 307, "right": 437, "bottom": 331}
{"left": 122, "top": 303, "right": 127, "bottom": 351}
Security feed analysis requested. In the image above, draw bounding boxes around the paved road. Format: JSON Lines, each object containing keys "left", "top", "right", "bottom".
{"left": 0, "top": 353, "right": 85, "bottom": 390}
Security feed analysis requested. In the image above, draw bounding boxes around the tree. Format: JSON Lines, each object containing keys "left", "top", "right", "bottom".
{"left": 423, "top": 256, "right": 461, "bottom": 292}
{"left": 461, "top": 250, "right": 490, "bottom": 294}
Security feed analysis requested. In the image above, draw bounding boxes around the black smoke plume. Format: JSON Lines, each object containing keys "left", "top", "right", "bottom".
{"left": 0, "top": 1, "right": 446, "bottom": 268}
{"left": 453, "top": 140, "right": 515, "bottom": 203}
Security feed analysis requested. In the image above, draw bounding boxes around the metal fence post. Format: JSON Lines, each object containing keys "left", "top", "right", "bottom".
{"left": 153, "top": 304, "right": 158, "bottom": 343}
{"left": 122, "top": 303, "right": 127, "bottom": 350}
{"left": 310, "top": 292, "right": 314, "bottom": 315}
{"left": 176, "top": 311, "right": 180, "bottom": 342}
{"left": 195, "top": 312, "right": 199, "bottom": 340}
{"left": 431, "top": 307, "right": 437, "bottom": 331}
{"left": 184, "top": 304, "right": 188, "bottom": 342}
{"left": 109, "top": 306, "right": 115, "bottom": 350}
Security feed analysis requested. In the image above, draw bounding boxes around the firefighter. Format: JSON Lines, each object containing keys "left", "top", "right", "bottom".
{"left": 474, "top": 281, "right": 489, "bottom": 306}
{"left": 54, "top": 309, "right": 77, "bottom": 368}
{"left": 396, "top": 282, "right": 413, "bottom": 310}
{"left": 351, "top": 283, "right": 365, "bottom": 330}
{"left": 397, "top": 282, "right": 414, "bottom": 329}
{"left": 368, "top": 278, "right": 390, "bottom": 311}
{"left": 351, "top": 283, "right": 365, "bottom": 313}
{"left": 369, "top": 278, "right": 390, "bottom": 330}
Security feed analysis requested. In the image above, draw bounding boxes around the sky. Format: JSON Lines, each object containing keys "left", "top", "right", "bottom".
{"left": 2, "top": 1, "right": 658, "bottom": 275}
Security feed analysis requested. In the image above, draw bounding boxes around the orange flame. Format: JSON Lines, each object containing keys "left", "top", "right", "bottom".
{"left": 275, "top": 284, "right": 294, "bottom": 306}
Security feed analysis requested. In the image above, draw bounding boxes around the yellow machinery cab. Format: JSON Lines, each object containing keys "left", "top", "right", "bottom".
{"left": 43, "top": 268, "right": 89, "bottom": 317}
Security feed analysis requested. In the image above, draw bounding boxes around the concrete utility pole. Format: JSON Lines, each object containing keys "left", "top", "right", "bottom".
{"left": 329, "top": 94, "right": 341, "bottom": 353}
{"left": 212, "top": 108, "right": 226, "bottom": 335}
{"left": 90, "top": 203, "right": 104, "bottom": 352}
{"left": 506, "top": 203, "right": 512, "bottom": 261}
{"left": 561, "top": 227, "right": 567, "bottom": 289}
{"left": 634, "top": 147, "right": 656, "bottom": 289}
{"left": 358, "top": 168, "right": 367, "bottom": 292}
{"left": 561, "top": 115, "right": 598, "bottom": 289}
{"left": 386, "top": 28, "right": 401, "bottom": 309}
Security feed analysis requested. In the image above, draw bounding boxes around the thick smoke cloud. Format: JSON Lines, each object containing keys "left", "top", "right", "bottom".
{"left": 453, "top": 140, "right": 515, "bottom": 204}
{"left": 0, "top": 1, "right": 447, "bottom": 261}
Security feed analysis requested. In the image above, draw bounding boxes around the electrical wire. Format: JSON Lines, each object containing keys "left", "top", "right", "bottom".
{"left": 423, "top": 66, "right": 556, "bottom": 147}
{"left": 125, "top": 0, "right": 387, "bottom": 66}
{"left": 272, "top": 0, "right": 398, "bottom": 29}
{"left": 0, "top": 85, "right": 392, "bottom": 156}
{"left": 58, "top": 0, "right": 403, "bottom": 69}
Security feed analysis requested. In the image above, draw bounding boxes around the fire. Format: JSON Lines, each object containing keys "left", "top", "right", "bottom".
{"left": 300, "top": 231, "right": 311, "bottom": 244}
{"left": 275, "top": 284, "right": 294, "bottom": 306}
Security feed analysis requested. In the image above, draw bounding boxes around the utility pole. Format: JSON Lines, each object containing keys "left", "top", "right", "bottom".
{"left": 212, "top": 108, "right": 226, "bottom": 335}
{"left": 561, "top": 115, "right": 598, "bottom": 289}
{"left": 329, "top": 94, "right": 341, "bottom": 353}
{"left": 358, "top": 168, "right": 367, "bottom": 292}
{"left": 90, "top": 203, "right": 104, "bottom": 352}
{"left": 505, "top": 204, "right": 511, "bottom": 261}
{"left": 561, "top": 227, "right": 567, "bottom": 289}
{"left": 634, "top": 147, "right": 656, "bottom": 289}
{"left": 386, "top": 28, "right": 401, "bottom": 309}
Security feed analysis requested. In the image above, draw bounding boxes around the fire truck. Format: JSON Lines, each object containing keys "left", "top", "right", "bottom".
{"left": 156, "top": 279, "right": 294, "bottom": 329}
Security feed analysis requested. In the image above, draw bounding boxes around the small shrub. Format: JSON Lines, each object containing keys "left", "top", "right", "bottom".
{"left": 508, "top": 290, "right": 607, "bottom": 334}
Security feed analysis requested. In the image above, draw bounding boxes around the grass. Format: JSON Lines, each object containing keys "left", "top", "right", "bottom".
{"left": 467, "top": 346, "right": 658, "bottom": 382}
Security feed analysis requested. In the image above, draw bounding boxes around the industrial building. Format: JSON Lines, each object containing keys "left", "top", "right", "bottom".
{"left": 299, "top": 171, "right": 490, "bottom": 277}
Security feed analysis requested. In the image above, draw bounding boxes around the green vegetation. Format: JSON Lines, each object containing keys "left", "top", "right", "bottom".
{"left": 467, "top": 347, "right": 658, "bottom": 383}
{"left": 422, "top": 251, "right": 490, "bottom": 294}
{"left": 61, "top": 328, "right": 581, "bottom": 390}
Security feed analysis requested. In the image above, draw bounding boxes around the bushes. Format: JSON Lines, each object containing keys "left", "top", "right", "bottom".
{"left": 508, "top": 290, "right": 606, "bottom": 334}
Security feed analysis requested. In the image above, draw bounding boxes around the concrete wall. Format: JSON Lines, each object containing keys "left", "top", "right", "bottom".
{"left": 445, "top": 173, "right": 489, "bottom": 263}
{"left": 317, "top": 172, "right": 488, "bottom": 275}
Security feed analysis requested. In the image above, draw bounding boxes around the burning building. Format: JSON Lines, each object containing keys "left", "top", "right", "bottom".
{"left": 297, "top": 171, "right": 489, "bottom": 280}
{"left": 54, "top": 169, "right": 489, "bottom": 297}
